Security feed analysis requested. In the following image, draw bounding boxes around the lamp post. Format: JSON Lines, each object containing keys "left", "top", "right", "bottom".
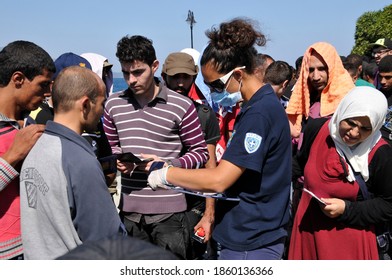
{"left": 186, "top": 10, "right": 196, "bottom": 48}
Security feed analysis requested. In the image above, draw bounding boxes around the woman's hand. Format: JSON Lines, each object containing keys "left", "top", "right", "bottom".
{"left": 319, "top": 198, "right": 346, "bottom": 218}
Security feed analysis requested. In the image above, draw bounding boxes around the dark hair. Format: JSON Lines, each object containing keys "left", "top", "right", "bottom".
{"left": 116, "top": 35, "right": 156, "bottom": 66}
{"left": 52, "top": 66, "right": 101, "bottom": 112}
{"left": 346, "top": 54, "right": 363, "bottom": 69}
{"left": 343, "top": 61, "right": 357, "bottom": 78}
{"left": 363, "top": 62, "right": 378, "bottom": 78}
{"left": 200, "top": 18, "right": 266, "bottom": 74}
{"left": 255, "top": 53, "right": 274, "bottom": 68}
{"left": 295, "top": 56, "right": 303, "bottom": 70}
{"left": 264, "top": 61, "right": 293, "bottom": 85}
{"left": 294, "top": 56, "right": 303, "bottom": 79}
{"left": 0, "top": 40, "right": 55, "bottom": 86}
{"left": 378, "top": 55, "right": 392, "bottom": 73}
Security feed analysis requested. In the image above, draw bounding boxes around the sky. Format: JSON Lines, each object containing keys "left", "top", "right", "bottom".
{"left": 1, "top": 0, "right": 391, "bottom": 74}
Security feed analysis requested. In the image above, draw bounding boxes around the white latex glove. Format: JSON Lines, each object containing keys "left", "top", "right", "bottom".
{"left": 148, "top": 166, "right": 171, "bottom": 190}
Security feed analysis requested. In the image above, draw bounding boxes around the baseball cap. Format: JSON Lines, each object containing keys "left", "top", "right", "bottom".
{"left": 53, "top": 52, "right": 92, "bottom": 80}
{"left": 369, "top": 38, "right": 392, "bottom": 49}
{"left": 162, "top": 52, "right": 198, "bottom": 76}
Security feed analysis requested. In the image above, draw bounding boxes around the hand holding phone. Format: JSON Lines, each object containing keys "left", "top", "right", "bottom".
{"left": 117, "top": 152, "right": 153, "bottom": 163}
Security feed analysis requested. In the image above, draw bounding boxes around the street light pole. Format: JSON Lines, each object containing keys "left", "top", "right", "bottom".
{"left": 186, "top": 10, "right": 196, "bottom": 48}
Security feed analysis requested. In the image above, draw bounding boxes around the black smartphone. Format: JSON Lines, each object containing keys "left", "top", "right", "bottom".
{"left": 149, "top": 161, "right": 166, "bottom": 173}
{"left": 116, "top": 153, "right": 153, "bottom": 163}
{"left": 98, "top": 154, "right": 117, "bottom": 174}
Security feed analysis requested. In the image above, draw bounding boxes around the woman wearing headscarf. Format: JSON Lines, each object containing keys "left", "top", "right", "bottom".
{"left": 289, "top": 86, "right": 392, "bottom": 259}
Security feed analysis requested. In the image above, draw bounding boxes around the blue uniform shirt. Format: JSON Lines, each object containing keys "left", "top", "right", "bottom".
{"left": 214, "top": 84, "right": 292, "bottom": 251}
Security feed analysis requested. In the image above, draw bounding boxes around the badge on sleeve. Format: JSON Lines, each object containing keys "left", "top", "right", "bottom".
{"left": 244, "top": 132, "right": 262, "bottom": 153}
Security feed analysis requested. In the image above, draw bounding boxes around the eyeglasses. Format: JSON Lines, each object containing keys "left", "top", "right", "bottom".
{"left": 204, "top": 66, "right": 245, "bottom": 93}
{"left": 372, "top": 49, "right": 390, "bottom": 57}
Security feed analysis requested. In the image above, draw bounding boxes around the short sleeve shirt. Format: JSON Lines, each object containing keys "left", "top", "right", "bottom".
{"left": 214, "top": 84, "right": 292, "bottom": 251}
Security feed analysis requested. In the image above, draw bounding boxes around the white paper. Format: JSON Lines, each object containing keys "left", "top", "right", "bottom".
{"left": 303, "top": 188, "right": 327, "bottom": 205}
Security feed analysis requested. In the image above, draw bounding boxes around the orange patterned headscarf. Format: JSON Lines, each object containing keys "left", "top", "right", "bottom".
{"left": 286, "top": 42, "right": 354, "bottom": 137}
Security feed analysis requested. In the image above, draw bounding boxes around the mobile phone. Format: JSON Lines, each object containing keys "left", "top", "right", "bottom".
{"left": 149, "top": 161, "right": 166, "bottom": 173}
{"left": 116, "top": 152, "right": 153, "bottom": 163}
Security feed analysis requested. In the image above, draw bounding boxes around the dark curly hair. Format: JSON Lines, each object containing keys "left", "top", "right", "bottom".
{"left": 116, "top": 35, "right": 156, "bottom": 66}
{"left": 200, "top": 17, "right": 266, "bottom": 74}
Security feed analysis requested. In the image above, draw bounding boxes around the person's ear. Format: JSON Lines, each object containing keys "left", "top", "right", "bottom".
{"left": 233, "top": 68, "right": 244, "bottom": 82}
{"left": 11, "top": 71, "right": 26, "bottom": 88}
{"left": 80, "top": 96, "right": 91, "bottom": 119}
{"left": 282, "top": 80, "right": 289, "bottom": 89}
{"left": 151, "top": 60, "right": 159, "bottom": 74}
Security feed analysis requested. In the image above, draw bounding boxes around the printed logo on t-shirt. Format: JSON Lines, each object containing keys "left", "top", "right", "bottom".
{"left": 244, "top": 132, "right": 262, "bottom": 154}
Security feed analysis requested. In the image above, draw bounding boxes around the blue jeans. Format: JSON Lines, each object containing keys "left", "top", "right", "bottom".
{"left": 219, "top": 237, "right": 285, "bottom": 260}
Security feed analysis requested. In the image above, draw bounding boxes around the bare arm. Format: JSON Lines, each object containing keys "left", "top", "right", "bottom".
{"left": 166, "top": 159, "right": 244, "bottom": 194}
{"left": 193, "top": 144, "right": 217, "bottom": 242}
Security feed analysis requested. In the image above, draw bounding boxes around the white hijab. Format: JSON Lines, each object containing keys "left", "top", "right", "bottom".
{"left": 328, "top": 86, "right": 387, "bottom": 182}
{"left": 80, "top": 52, "right": 114, "bottom": 96}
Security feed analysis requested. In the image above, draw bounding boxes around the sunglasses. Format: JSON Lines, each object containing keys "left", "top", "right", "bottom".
{"left": 204, "top": 66, "right": 245, "bottom": 93}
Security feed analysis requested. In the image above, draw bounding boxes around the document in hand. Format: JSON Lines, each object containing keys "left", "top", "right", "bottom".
{"left": 302, "top": 188, "right": 327, "bottom": 205}
{"left": 164, "top": 185, "right": 240, "bottom": 201}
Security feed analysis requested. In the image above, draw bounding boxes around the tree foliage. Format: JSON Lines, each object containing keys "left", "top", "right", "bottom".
{"left": 352, "top": 4, "right": 392, "bottom": 56}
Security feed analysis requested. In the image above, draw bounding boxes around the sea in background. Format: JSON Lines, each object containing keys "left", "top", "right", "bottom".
{"left": 112, "top": 77, "right": 128, "bottom": 93}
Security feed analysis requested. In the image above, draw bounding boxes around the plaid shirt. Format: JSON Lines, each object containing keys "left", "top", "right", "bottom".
{"left": 0, "top": 113, "right": 20, "bottom": 191}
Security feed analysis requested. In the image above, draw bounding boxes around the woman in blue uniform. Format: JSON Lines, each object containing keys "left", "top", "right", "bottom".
{"left": 148, "top": 17, "right": 292, "bottom": 260}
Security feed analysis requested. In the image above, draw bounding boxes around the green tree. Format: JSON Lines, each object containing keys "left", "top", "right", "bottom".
{"left": 352, "top": 4, "right": 392, "bottom": 56}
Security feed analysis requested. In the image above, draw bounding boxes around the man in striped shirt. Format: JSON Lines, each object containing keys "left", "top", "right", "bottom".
{"left": 103, "top": 35, "right": 209, "bottom": 259}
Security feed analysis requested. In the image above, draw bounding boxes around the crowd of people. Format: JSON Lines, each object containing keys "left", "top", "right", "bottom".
{"left": 1, "top": 16, "right": 392, "bottom": 260}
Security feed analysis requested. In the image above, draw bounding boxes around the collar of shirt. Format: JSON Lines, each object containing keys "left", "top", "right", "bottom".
{"left": 120, "top": 80, "right": 170, "bottom": 106}
{"left": 0, "top": 113, "right": 20, "bottom": 129}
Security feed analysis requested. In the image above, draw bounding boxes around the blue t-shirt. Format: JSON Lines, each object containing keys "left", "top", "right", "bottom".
{"left": 214, "top": 84, "right": 292, "bottom": 251}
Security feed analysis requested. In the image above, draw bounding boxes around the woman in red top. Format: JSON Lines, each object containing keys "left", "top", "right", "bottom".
{"left": 289, "top": 86, "right": 392, "bottom": 259}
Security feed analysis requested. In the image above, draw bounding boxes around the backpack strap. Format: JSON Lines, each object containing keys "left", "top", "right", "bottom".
{"left": 194, "top": 102, "right": 209, "bottom": 133}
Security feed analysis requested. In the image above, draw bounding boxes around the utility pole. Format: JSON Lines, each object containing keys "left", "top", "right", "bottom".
{"left": 186, "top": 10, "right": 196, "bottom": 48}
